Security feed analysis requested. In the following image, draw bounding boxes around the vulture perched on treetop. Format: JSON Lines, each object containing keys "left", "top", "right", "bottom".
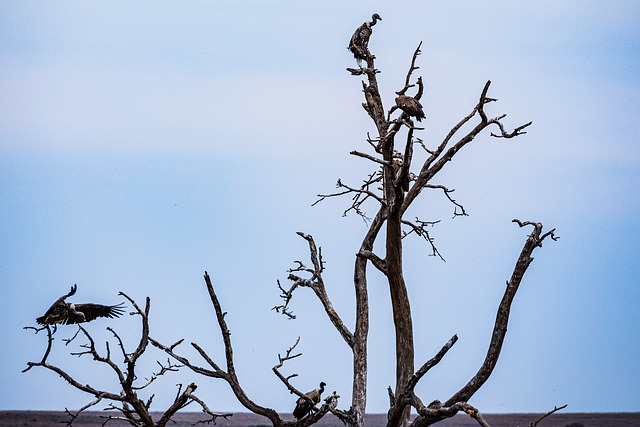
{"left": 395, "top": 94, "right": 425, "bottom": 122}
{"left": 293, "top": 382, "right": 326, "bottom": 420}
{"left": 36, "top": 284, "right": 125, "bottom": 325}
{"left": 348, "top": 13, "right": 382, "bottom": 67}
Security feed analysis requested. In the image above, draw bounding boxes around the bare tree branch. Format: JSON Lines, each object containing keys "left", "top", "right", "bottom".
{"left": 351, "top": 149, "right": 388, "bottom": 166}
{"left": 314, "top": 173, "right": 385, "bottom": 222}
{"left": 275, "top": 233, "right": 355, "bottom": 348}
{"left": 22, "top": 325, "right": 54, "bottom": 373}
{"left": 132, "top": 359, "right": 182, "bottom": 391}
{"left": 528, "top": 404, "right": 568, "bottom": 427}
{"left": 408, "top": 335, "right": 458, "bottom": 391}
{"left": 425, "top": 184, "right": 468, "bottom": 218}
{"left": 402, "top": 80, "right": 531, "bottom": 216}
{"left": 491, "top": 119, "right": 533, "bottom": 138}
{"left": 410, "top": 401, "right": 492, "bottom": 427}
{"left": 401, "top": 218, "right": 445, "bottom": 261}
{"left": 272, "top": 337, "right": 305, "bottom": 395}
{"left": 443, "top": 221, "right": 558, "bottom": 407}
{"left": 387, "top": 335, "right": 458, "bottom": 426}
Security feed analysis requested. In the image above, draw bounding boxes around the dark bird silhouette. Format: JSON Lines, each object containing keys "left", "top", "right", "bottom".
{"left": 293, "top": 382, "right": 326, "bottom": 420}
{"left": 36, "top": 284, "right": 125, "bottom": 325}
{"left": 348, "top": 13, "right": 382, "bottom": 67}
{"left": 395, "top": 94, "right": 425, "bottom": 121}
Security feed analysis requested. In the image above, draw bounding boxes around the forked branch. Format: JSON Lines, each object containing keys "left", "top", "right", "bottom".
{"left": 403, "top": 80, "right": 532, "bottom": 215}
{"left": 274, "top": 233, "right": 355, "bottom": 348}
{"left": 314, "top": 173, "right": 385, "bottom": 223}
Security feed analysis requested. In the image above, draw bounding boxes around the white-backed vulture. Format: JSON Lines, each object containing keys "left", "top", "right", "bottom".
{"left": 292, "top": 382, "right": 326, "bottom": 420}
{"left": 36, "top": 284, "right": 125, "bottom": 325}
{"left": 395, "top": 94, "right": 425, "bottom": 122}
{"left": 348, "top": 13, "right": 382, "bottom": 67}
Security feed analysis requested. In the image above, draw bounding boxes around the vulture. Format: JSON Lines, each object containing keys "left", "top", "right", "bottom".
{"left": 36, "top": 284, "right": 125, "bottom": 326}
{"left": 395, "top": 94, "right": 425, "bottom": 122}
{"left": 348, "top": 13, "right": 382, "bottom": 67}
{"left": 293, "top": 382, "right": 326, "bottom": 420}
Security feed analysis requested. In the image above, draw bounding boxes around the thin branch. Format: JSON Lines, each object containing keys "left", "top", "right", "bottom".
{"left": 397, "top": 42, "right": 423, "bottom": 96}
{"left": 63, "top": 394, "right": 107, "bottom": 427}
{"left": 272, "top": 279, "right": 302, "bottom": 320}
{"left": 491, "top": 120, "right": 533, "bottom": 138}
{"left": 272, "top": 338, "right": 308, "bottom": 400}
{"left": 401, "top": 218, "right": 444, "bottom": 261}
{"left": 107, "top": 326, "right": 130, "bottom": 362}
{"left": 425, "top": 184, "right": 468, "bottom": 218}
{"left": 275, "top": 233, "right": 355, "bottom": 348}
{"left": 528, "top": 404, "right": 568, "bottom": 427}
{"left": 403, "top": 80, "right": 531, "bottom": 216}
{"left": 350, "top": 150, "right": 388, "bottom": 166}
{"left": 314, "top": 173, "right": 385, "bottom": 223}
{"left": 22, "top": 325, "right": 53, "bottom": 373}
{"left": 387, "top": 335, "right": 458, "bottom": 426}
{"left": 188, "top": 393, "right": 234, "bottom": 425}
{"left": 195, "top": 272, "right": 285, "bottom": 424}
{"left": 149, "top": 337, "right": 223, "bottom": 378}
{"left": 408, "top": 335, "right": 458, "bottom": 391}
{"left": 132, "top": 358, "right": 182, "bottom": 391}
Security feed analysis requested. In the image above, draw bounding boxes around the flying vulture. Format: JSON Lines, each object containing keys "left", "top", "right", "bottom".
{"left": 293, "top": 382, "right": 326, "bottom": 420}
{"left": 348, "top": 13, "right": 382, "bottom": 67}
{"left": 36, "top": 284, "right": 125, "bottom": 325}
{"left": 395, "top": 94, "right": 425, "bottom": 122}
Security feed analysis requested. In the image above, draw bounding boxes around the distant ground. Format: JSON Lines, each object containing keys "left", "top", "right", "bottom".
{"left": 1, "top": 411, "right": 638, "bottom": 427}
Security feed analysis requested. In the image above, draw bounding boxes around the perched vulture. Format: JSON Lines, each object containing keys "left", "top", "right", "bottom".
{"left": 36, "top": 284, "right": 125, "bottom": 325}
{"left": 348, "top": 13, "right": 382, "bottom": 67}
{"left": 395, "top": 94, "right": 425, "bottom": 122}
{"left": 293, "top": 382, "right": 326, "bottom": 420}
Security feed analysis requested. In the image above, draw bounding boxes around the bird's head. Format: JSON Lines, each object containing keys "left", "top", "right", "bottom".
{"left": 371, "top": 13, "right": 382, "bottom": 24}
{"left": 319, "top": 382, "right": 326, "bottom": 391}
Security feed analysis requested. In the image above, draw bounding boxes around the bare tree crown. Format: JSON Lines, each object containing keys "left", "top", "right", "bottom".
{"left": 25, "top": 14, "right": 561, "bottom": 427}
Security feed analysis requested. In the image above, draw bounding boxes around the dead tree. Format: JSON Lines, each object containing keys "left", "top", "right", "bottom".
{"left": 150, "top": 15, "right": 561, "bottom": 427}
{"left": 24, "top": 292, "right": 230, "bottom": 427}
{"left": 22, "top": 15, "right": 562, "bottom": 427}
{"left": 146, "top": 13, "right": 560, "bottom": 427}
{"left": 274, "top": 15, "right": 558, "bottom": 427}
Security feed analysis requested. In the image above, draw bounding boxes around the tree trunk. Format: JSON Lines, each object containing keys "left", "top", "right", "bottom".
{"left": 384, "top": 152, "right": 414, "bottom": 426}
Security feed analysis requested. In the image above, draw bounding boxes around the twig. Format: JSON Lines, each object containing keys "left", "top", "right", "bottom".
{"left": 401, "top": 217, "right": 445, "bottom": 261}
{"left": 528, "top": 404, "right": 568, "bottom": 427}
{"left": 272, "top": 338, "right": 307, "bottom": 399}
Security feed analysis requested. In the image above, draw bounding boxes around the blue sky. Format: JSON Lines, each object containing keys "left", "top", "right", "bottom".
{"left": 1, "top": 1, "right": 639, "bottom": 416}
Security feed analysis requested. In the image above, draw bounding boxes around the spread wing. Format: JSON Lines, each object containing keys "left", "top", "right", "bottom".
{"left": 65, "top": 302, "right": 126, "bottom": 324}
{"left": 36, "top": 299, "right": 69, "bottom": 325}
{"left": 36, "top": 285, "right": 77, "bottom": 325}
